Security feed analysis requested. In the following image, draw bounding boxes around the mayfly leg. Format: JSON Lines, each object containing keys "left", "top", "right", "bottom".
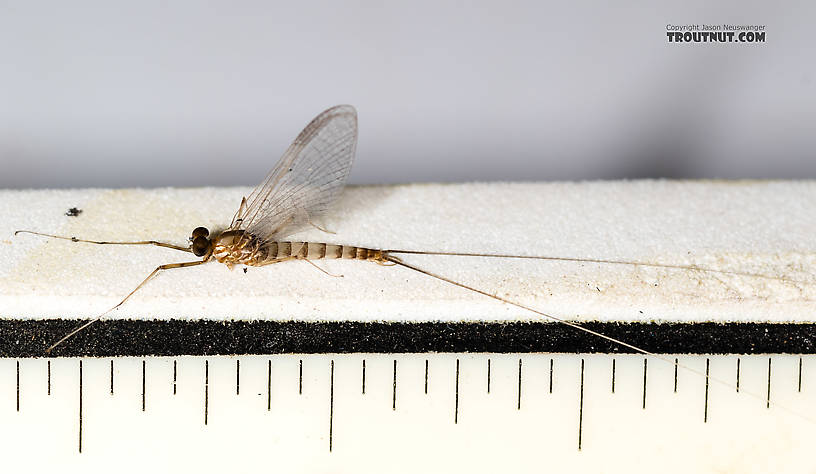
{"left": 303, "top": 259, "right": 343, "bottom": 277}
{"left": 383, "top": 255, "right": 650, "bottom": 355}
{"left": 14, "top": 230, "right": 192, "bottom": 253}
{"left": 46, "top": 260, "right": 207, "bottom": 353}
{"left": 15, "top": 229, "right": 205, "bottom": 351}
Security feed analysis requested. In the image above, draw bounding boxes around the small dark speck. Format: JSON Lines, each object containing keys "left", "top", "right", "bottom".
{"left": 639, "top": 310, "right": 643, "bottom": 313}
{"left": 243, "top": 268, "right": 248, "bottom": 274}
{"left": 595, "top": 286, "right": 600, "bottom": 292}
{"left": 66, "top": 207, "right": 82, "bottom": 217}
{"left": 71, "top": 237, "right": 78, "bottom": 242}
{"left": 288, "top": 168, "right": 293, "bottom": 172}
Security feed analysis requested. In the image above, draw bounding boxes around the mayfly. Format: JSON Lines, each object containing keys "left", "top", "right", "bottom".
{"left": 13, "top": 105, "right": 805, "bottom": 362}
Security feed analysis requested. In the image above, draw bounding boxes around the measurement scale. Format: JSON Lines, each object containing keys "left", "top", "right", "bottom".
{"left": 0, "top": 354, "right": 813, "bottom": 472}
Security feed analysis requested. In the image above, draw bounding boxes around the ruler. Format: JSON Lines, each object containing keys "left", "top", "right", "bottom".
{"left": 1, "top": 354, "right": 813, "bottom": 472}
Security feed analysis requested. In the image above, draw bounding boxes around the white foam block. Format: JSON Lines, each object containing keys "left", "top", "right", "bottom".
{"left": 1, "top": 181, "right": 815, "bottom": 323}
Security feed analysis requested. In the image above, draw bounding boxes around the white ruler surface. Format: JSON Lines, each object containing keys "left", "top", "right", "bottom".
{"left": 1, "top": 354, "right": 814, "bottom": 473}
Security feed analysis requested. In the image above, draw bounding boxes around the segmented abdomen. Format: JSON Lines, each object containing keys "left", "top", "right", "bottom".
{"left": 260, "top": 241, "right": 385, "bottom": 264}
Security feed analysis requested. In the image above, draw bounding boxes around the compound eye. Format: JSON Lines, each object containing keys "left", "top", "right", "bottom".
{"left": 191, "top": 227, "right": 209, "bottom": 239}
{"left": 192, "top": 236, "right": 210, "bottom": 257}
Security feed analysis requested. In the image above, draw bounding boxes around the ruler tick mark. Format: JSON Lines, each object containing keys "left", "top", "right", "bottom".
{"left": 798, "top": 357, "right": 803, "bottom": 392}
{"left": 517, "top": 358, "right": 522, "bottom": 410}
{"left": 611, "top": 358, "right": 616, "bottom": 394}
{"left": 173, "top": 360, "right": 177, "bottom": 395}
{"left": 110, "top": 360, "right": 114, "bottom": 395}
{"left": 362, "top": 359, "right": 366, "bottom": 395}
{"left": 16, "top": 360, "right": 19, "bottom": 411}
{"left": 329, "top": 360, "right": 334, "bottom": 452}
{"left": 486, "top": 358, "right": 491, "bottom": 394}
{"left": 236, "top": 359, "right": 240, "bottom": 395}
{"left": 549, "top": 358, "right": 554, "bottom": 394}
{"left": 141, "top": 360, "right": 146, "bottom": 412}
{"left": 642, "top": 358, "right": 647, "bottom": 409}
{"left": 455, "top": 359, "right": 460, "bottom": 424}
{"left": 736, "top": 358, "right": 741, "bottom": 393}
{"left": 704, "top": 358, "right": 709, "bottom": 423}
{"left": 674, "top": 358, "right": 678, "bottom": 393}
{"left": 766, "top": 357, "right": 772, "bottom": 409}
{"left": 424, "top": 359, "right": 428, "bottom": 394}
{"left": 267, "top": 360, "right": 271, "bottom": 411}
{"left": 578, "top": 359, "right": 584, "bottom": 451}
{"left": 78, "top": 360, "right": 83, "bottom": 454}
{"left": 205, "top": 360, "right": 209, "bottom": 425}
{"left": 392, "top": 359, "right": 397, "bottom": 411}
{"left": 299, "top": 360, "right": 303, "bottom": 395}
{"left": 47, "top": 360, "right": 51, "bottom": 396}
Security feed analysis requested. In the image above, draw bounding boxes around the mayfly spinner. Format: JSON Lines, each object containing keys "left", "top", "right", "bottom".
{"left": 14, "top": 105, "right": 802, "bottom": 357}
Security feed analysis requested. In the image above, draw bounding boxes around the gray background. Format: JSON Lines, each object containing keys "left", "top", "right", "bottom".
{"left": 0, "top": 1, "right": 813, "bottom": 188}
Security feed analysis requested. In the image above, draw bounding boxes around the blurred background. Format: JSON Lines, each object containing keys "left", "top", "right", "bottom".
{"left": 0, "top": 1, "right": 813, "bottom": 188}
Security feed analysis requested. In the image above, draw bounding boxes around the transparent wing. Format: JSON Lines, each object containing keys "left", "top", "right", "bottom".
{"left": 230, "top": 105, "right": 357, "bottom": 242}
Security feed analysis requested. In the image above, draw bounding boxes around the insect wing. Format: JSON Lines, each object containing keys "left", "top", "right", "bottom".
{"left": 232, "top": 105, "right": 358, "bottom": 241}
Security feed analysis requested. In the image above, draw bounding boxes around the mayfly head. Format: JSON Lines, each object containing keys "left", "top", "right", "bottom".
{"left": 190, "top": 226, "right": 213, "bottom": 258}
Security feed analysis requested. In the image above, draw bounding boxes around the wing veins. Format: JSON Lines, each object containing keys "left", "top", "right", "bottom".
{"left": 231, "top": 105, "right": 357, "bottom": 241}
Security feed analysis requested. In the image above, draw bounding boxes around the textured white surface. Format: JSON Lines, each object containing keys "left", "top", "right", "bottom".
{"left": 1, "top": 181, "right": 815, "bottom": 322}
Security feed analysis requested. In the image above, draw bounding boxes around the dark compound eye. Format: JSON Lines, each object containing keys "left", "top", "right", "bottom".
{"left": 191, "top": 227, "right": 209, "bottom": 239}
{"left": 192, "top": 236, "right": 210, "bottom": 257}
